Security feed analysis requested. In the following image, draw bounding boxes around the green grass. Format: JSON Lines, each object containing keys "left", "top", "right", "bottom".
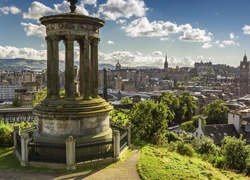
{"left": 138, "top": 144, "right": 250, "bottom": 180}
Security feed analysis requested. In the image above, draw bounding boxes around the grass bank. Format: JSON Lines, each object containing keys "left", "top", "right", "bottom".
{"left": 138, "top": 143, "right": 249, "bottom": 180}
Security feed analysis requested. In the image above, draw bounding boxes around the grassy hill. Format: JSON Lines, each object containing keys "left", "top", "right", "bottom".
{"left": 138, "top": 143, "right": 249, "bottom": 180}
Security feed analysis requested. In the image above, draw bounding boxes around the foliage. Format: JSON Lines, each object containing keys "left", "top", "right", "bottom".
{"left": 157, "top": 92, "right": 180, "bottom": 123}
{"left": 191, "top": 137, "right": 220, "bottom": 156}
{"left": 119, "top": 96, "right": 132, "bottom": 104}
{"left": 180, "top": 120, "right": 196, "bottom": 133}
{"left": 33, "top": 90, "right": 47, "bottom": 107}
{"left": 12, "top": 98, "right": 20, "bottom": 107}
{"left": 158, "top": 91, "right": 197, "bottom": 124}
{"left": 166, "top": 131, "right": 183, "bottom": 143}
{"left": 176, "top": 142, "right": 195, "bottom": 157}
{"left": 178, "top": 91, "right": 197, "bottom": 122}
{"left": 138, "top": 143, "right": 248, "bottom": 180}
{"left": 221, "top": 136, "right": 249, "bottom": 172}
{"left": 110, "top": 109, "right": 129, "bottom": 126}
{"left": 0, "top": 122, "right": 13, "bottom": 147}
{"left": 202, "top": 99, "right": 229, "bottom": 124}
{"left": 129, "top": 100, "right": 173, "bottom": 144}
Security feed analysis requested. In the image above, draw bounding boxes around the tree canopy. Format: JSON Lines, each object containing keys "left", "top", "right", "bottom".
{"left": 129, "top": 100, "right": 173, "bottom": 144}
{"left": 202, "top": 99, "right": 229, "bottom": 124}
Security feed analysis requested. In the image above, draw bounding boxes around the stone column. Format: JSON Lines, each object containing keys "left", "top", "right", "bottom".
{"left": 113, "top": 130, "right": 120, "bottom": 161}
{"left": 64, "top": 35, "right": 75, "bottom": 99}
{"left": 83, "top": 36, "right": 91, "bottom": 100}
{"left": 65, "top": 136, "right": 76, "bottom": 170}
{"left": 51, "top": 36, "right": 60, "bottom": 99}
{"left": 46, "top": 36, "right": 53, "bottom": 99}
{"left": 91, "top": 37, "right": 99, "bottom": 98}
{"left": 20, "top": 132, "right": 30, "bottom": 166}
{"left": 78, "top": 39, "right": 84, "bottom": 96}
{"left": 13, "top": 125, "right": 20, "bottom": 153}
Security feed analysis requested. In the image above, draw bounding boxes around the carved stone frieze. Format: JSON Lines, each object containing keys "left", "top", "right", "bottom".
{"left": 46, "top": 23, "right": 99, "bottom": 33}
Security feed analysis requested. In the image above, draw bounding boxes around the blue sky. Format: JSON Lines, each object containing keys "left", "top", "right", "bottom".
{"left": 0, "top": 0, "right": 250, "bottom": 68}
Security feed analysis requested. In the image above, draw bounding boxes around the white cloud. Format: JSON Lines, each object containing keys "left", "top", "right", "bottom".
{"left": 135, "top": 51, "right": 143, "bottom": 56}
{"left": 21, "top": 22, "right": 46, "bottom": 38}
{"left": 152, "top": 51, "right": 162, "bottom": 55}
{"left": 222, "top": 40, "right": 235, "bottom": 46}
{"left": 230, "top": 33, "right": 235, "bottom": 39}
{"left": 179, "top": 27, "right": 212, "bottom": 42}
{"left": 197, "top": 55, "right": 204, "bottom": 59}
{"left": 243, "top": 25, "right": 250, "bottom": 34}
{"left": 98, "top": 0, "right": 148, "bottom": 20}
{"left": 122, "top": 17, "right": 212, "bottom": 43}
{"left": 83, "top": 0, "right": 97, "bottom": 7}
{"left": 99, "top": 51, "right": 164, "bottom": 67}
{"left": 122, "top": 17, "right": 180, "bottom": 37}
{"left": 116, "top": 19, "right": 127, "bottom": 24}
{"left": 160, "top": 37, "right": 170, "bottom": 41}
{"left": 0, "top": 46, "right": 47, "bottom": 60}
{"left": 0, "top": 6, "right": 21, "bottom": 15}
{"left": 23, "top": 1, "right": 89, "bottom": 21}
{"left": 168, "top": 56, "right": 195, "bottom": 67}
{"left": 202, "top": 42, "right": 212, "bottom": 49}
{"left": 107, "top": 40, "right": 114, "bottom": 44}
{"left": 23, "top": 1, "right": 54, "bottom": 20}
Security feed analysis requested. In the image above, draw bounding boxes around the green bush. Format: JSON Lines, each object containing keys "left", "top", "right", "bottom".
{"left": 191, "top": 137, "right": 220, "bottom": 156}
{"left": 0, "top": 122, "right": 13, "bottom": 147}
{"left": 176, "top": 142, "right": 195, "bottom": 157}
{"left": 166, "top": 131, "right": 183, "bottom": 143}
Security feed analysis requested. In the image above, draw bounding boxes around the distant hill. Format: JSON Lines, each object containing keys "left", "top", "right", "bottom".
{"left": 0, "top": 58, "right": 159, "bottom": 71}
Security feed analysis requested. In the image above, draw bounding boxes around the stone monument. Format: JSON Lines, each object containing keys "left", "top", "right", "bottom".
{"left": 33, "top": 0, "right": 113, "bottom": 144}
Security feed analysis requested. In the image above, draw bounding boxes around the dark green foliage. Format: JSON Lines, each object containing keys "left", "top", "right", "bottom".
{"left": 129, "top": 100, "right": 173, "bottom": 144}
{"left": 181, "top": 121, "right": 196, "bottom": 133}
{"left": 0, "top": 122, "right": 13, "bottom": 147}
{"left": 191, "top": 137, "right": 219, "bottom": 155}
{"left": 202, "top": 99, "right": 229, "bottom": 124}
{"left": 158, "top": 91, "right": 197, "bottom": 124}
{"left": 221, "top": 136, "right": 249, "bottom": 172}
{"left": 166, "top": 131, "right": 183, "bottom": 143}
{"left": 176, "top": 142, "right": 194, "bottom": 157}
{"left": 12, "top": 98, "right": 20, "bottom": 107}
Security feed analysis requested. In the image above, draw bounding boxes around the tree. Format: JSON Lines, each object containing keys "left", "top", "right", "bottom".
{"left": 129, "top": 100, "right": 174, "bottom": 144}
{"left": 158, "top": 92, "right": 180, "bottom": 124}
{"left": 120, "top": 96, "right": 132, "bottom": 104}
{"left": 178, "top": 91, "right": 197, "bottom": 122}
{"left": 221, "top": 136, "right": 249, "bottom": 172}
{"left": 202, "top": 99, "right": 229, "bottom": 124}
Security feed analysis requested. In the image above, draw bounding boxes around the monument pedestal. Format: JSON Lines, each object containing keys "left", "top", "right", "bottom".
{"left": 33, "top": 97, "right": 113, "bottom": 144}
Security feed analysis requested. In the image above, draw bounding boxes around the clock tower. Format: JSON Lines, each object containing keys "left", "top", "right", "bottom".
{"left": 239, "top": 53, "right": 249, "bottom": 96}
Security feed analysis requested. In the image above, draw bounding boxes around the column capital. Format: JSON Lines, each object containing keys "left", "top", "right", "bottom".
{"left": 50, "top": 35, "right": 61, "bottom": 43}
{"left": 91, "top": 37, "right": 100, "bottom": 46}
{"left": 65, "top": 34, "right": 75, "bottom": 42}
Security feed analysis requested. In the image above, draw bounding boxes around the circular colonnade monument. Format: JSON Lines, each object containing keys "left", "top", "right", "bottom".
{"left": 33, "top": 0, "right": 113, "bottom": 144}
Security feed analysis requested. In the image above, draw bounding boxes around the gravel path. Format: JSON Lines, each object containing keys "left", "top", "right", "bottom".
{"left": 0, "top": 147, "right": 141, "bottom": 180}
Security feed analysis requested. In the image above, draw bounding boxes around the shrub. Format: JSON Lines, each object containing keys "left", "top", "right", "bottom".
{"left": 176, "top": 142, "right": 195, "bottom": 157}
{"left": 166, "top": 131, "right": 183, "bottom": 143}
{"left": 0, "top": 122, "right": 13, "bottom": 147}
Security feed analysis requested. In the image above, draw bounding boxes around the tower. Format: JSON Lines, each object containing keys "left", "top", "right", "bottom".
{"left": 239, "top": 53, "right": 250, "bottom": 96}
{"left": 164, "top": 55, "right": 168, "bottom": 70}
{"left": 116, "top": 61, "right": 121, "bottom": 70}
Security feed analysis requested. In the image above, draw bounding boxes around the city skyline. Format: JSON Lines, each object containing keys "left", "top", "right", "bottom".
{"left": 0, "top": 0, "right": 250, "bottom": 68}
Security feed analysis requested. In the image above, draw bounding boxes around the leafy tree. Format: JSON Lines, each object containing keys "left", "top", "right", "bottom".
{"left": 129, "top": 100, "right": 174, "bottom": 144}
{"left": 12, "top": 98, "right": 20, "bottom": 107}
{"left": 178, "top": 91, "right": 197, "bottom": 122}
{"left": 202, "top": 99, "right": 229, "bottom": 124}
{"left": 0, "top": 122, "right": 13, "bottom": 147}
{"left": 120, "top": 96, "right": 132, "bottom": 104}
{"left": 158, "top": 92, "right": 180, "bottom": 123}
{"left": 221, "top": 136, "right": 249, "bottom": 172}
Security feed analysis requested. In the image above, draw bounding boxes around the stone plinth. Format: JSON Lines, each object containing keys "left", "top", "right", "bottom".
{"left": 33, "top": 97, "right": 113, "bottom": 143}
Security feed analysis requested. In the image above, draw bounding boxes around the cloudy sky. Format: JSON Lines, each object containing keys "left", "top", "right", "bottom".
{"left": 0, "top": 0, "right": 250, "bottom": 68}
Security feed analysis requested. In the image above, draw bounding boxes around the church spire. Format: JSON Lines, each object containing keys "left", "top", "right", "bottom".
{"left": 164, "top": 55, "right": 168, "bottom": 70}
{"left": 243, "top": 52, "right": 247, "bottom": 62}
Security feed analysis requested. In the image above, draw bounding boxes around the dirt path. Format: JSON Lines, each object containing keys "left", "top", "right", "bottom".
{"left": 0, "top": 147, "right": 141, "bottom": 180}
